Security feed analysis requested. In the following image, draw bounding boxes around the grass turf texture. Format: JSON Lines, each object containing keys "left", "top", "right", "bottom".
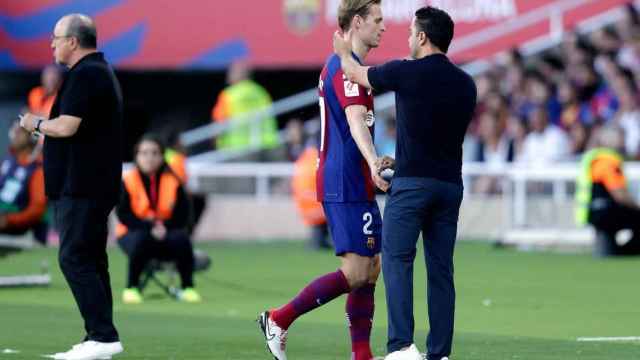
{"left": 1, "top": 241, "right": 639, "bottom": 359}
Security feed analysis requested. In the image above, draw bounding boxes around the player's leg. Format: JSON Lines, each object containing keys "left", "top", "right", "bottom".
{"left": 259, "top": 203, "right": 353, "bottom": 360}
{"left": 341, "top": 201, "right": 382, "bottom": 360}
{"left": 344, "top": 253, "right": 380, "bottom": 360}
{"left": 422, "top": 181, "right": 463, "bottom": 360}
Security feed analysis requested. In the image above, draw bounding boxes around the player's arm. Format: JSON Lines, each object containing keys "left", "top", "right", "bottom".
{"left": 333, "top": 31, "right": 373, "bottom": 89}
{"left": 345, "top": 105, "right": 389, "bottom": 192}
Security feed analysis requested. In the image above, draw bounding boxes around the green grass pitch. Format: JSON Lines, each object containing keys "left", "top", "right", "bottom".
{"left": 1, "top": 241, "right": 639, "bottom": 359}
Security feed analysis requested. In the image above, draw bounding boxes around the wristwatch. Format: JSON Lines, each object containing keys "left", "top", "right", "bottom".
{"left": 35, "top": 118, "right": 43, "bottom": 133}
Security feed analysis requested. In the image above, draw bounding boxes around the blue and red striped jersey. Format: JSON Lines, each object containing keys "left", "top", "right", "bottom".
{"left": 316, "top": 53, "right": 375, "bottom": 203}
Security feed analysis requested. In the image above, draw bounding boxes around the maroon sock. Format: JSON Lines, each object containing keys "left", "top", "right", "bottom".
{"left": 346, "top": 283, "right": 375, "bottom": 360}
{"left": 270, "top": 270, "right": 350, "bottom": 330}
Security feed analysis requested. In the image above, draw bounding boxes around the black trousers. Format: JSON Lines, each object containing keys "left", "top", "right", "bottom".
{"left": 589, "top": 203, "right": 640, "bottom": 256}
{"left": 53, "top": 197, "right": 119, "bottom": 343}
{"left": 118, "top": 229, "right": 194, "bottom": 289}
{"left": 382, "top": 177, "right": 463, "bottom": 360}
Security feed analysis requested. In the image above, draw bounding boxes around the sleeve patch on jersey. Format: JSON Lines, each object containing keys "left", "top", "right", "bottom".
{"left": 344, "top": 79, "right": 360, "bottom": 97}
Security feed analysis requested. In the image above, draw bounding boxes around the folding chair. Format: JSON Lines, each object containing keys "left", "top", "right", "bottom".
{"left": 139, "top": 249, "right": 211, "bottom": 299}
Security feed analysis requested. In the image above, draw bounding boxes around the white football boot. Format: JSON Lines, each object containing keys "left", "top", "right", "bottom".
{"left": 258, "top": 311, "right": 288, "bottom": 360}
{"left": 384, "top": 344, "right": 424, "bottom": 360}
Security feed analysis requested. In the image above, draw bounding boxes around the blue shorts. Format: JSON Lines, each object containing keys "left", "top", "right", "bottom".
{"left": 322, "top": 201, "right": 382, "bottom": 257}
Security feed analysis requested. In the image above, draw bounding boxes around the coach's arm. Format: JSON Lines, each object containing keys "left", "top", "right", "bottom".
{"left": 20, "top": 113, "right": 81, "bottom": 138}
{"left": 333, "top": 31, "right": 373, "bottom": 90}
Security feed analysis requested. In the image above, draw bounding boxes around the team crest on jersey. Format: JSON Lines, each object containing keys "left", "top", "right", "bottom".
{"left": 366, "top": 237, "right": 376, "bottom": 249}
{"left": 365, "top": 110, "right": 375, "bottom": 127}
{"left": 344, "top": 79, "right": 359, "bottom": 97}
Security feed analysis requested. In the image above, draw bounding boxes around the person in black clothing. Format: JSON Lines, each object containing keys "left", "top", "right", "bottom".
{"left": 334, "top": 6, "right": 477, "bottom": 360}
{"left": 116, "top": 135, "right": 201, "bottom": 304}
{"left": 20, "top": 13, "right": 124, "bottom": 360}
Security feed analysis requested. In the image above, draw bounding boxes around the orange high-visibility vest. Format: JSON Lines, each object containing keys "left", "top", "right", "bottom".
{"left": 115, "top": 168, "right": 180, "bottom": 238}
{"left": 291, "top": 147, "right": 326, "bottom": 226}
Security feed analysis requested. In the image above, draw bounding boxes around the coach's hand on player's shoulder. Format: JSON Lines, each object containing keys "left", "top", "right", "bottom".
{"left": 333, "top": 29, "right": 352, "bottom": 58}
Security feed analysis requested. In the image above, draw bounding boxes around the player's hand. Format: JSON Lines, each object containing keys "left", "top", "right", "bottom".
{"left": 333, "top": 29, "right": 353, "bottom": 58}
{"left": 151, "top": 222, "right": 167, "bottom": 241}
{"left": 19, "top": 113, "right": 38, "bottom": 132}
{"left": 376, "top": 156, "right": 395, "bottom": 172}
{"left": 371, "top": 168, "right": 390, "bottom": 192}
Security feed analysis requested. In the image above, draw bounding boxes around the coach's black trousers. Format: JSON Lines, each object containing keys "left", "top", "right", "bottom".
{"left": 382, "top": 177, "right": 463, "bottom": 360}
{"left": 53, "top": 197, "right": 119, "bottom": 343}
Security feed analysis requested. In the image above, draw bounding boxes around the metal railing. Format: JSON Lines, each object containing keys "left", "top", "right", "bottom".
{"left": 186, "top": 161, "right": 640, "bottom": 226}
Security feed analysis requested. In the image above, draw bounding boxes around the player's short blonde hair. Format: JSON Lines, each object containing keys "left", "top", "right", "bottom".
{"left": 337, "top": 0, "right": 382, "bottom": 32}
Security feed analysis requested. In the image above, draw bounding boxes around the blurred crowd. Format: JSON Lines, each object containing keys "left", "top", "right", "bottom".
{"left": 464, "top": 4, "right": 640, "bottom": 193}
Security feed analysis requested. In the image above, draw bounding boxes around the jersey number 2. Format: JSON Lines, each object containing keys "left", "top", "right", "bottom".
{"left": 362, "top": 212, "right": 373, "bottom": 235}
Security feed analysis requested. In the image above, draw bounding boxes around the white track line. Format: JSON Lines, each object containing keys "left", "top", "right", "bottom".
{"left": 577, "top": 336, "right": 640, "bottom": 342}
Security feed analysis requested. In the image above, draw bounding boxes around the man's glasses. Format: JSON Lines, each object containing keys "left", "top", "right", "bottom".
{"left": 51, "top": 34, "right": 71, "bottom": 41}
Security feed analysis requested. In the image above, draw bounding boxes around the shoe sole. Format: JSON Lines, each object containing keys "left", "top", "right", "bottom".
{"left": 257, "top": 311, "right": 279, "bottom": 360}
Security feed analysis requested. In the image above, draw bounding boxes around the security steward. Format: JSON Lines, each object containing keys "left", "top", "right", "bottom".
{"left": 576, "top": 126, "right": 640, "bottom": 256}
{"left": 116, "top": 135, "right": 201, "bottom": 304}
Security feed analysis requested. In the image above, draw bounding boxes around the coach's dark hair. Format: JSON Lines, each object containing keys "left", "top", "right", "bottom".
{"left": 414, "top": 6, "right": 454, "bottom": 53}
{"left": 66, "top": 15, "right": 97, "bottom": 49}
{"left": 134, "top": 133, "right": 166, "bottom": 158}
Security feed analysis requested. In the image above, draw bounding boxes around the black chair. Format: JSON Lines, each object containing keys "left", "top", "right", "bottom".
{"left": 139, "top": 249, "right": 211, "bottom": 299}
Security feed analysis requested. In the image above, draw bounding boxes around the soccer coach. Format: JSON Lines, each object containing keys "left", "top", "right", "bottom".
{"left": 333, "top": 6, "right": 476, "bottom": 360}
{"left": 20, "top": 14, "right": 124, "bottom": 359}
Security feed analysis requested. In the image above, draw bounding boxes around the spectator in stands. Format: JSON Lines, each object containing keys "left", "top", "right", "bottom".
{"left": 591, "top": 27, "right": 623, "bottom": 57}
{"left": 27, "top": 65, "right": 62, "bottom": 118}
{"left": 576, "top": 126, "right": 640, "bottom": 256}
{"left": 0, "top": 122, "right": 47, "bottom": 243}
{"left": 506, "top": 114, "right": 528, "bottom": 162}
{"left": 518, "top": 106, "right": 570, "bottom": 166}
{"left": 285, "top": 118, "right": 306, "bottom": 161}
{"left": 116, "top": 134, "right": 201, "bottom": 304}
{"left": 472, "top": 111, "right": 514, "bottom": 194}
{"left": 558, "top": 77, "right": 594, "bottom": 128}
{"left": 291, "top": 139, "right": 331, "bottom": 250}
{"left": 617, "top": 29, "right": 640, "bottom": 75}
{"left": 611, "top": 69, "right": 640, "bottom": 159}
{"left": 520, "top": 71, "right": 562, "bottom": 124}
{"left": 211, "top": 60, "right": 279, "bottom": 153}
{"left": 568, "top": 121, "right": 591, "bottom": 159}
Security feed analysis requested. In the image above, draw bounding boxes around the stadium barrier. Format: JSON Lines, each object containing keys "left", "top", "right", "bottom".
{"left": 186, "top": 161, "right": 640, "bottom": 249}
